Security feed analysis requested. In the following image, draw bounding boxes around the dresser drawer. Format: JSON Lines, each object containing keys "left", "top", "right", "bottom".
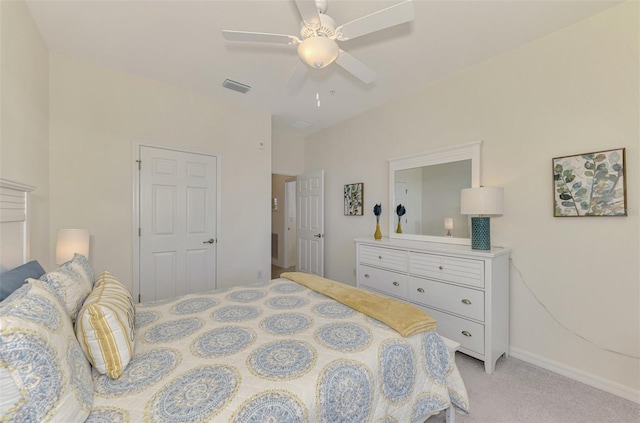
{"left": 357, "top": 265, "right": 408, "bottom": 299}
{"left": 418, "top": 305, "right": 485, "bottom": 356}
{"left": 359, "top": 245, "right": 408, "bottom": 272}
{"left": 410, "top": 252, "right": 484, "bottom": 288}
{"left": 408, "top": 277, "right": 484, "bottom": 321}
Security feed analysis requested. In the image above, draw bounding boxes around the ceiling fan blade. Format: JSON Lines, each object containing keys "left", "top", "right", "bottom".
{"left": 286, "top": 61, "right": 308, "bottom": 90}
{"left": 336, "top": 0, "right": 414, "bottom": 41}
{"left": 222, "top": 30, "right": 299, "bottom": 45}
{"left": 335, "top": 50, "right": 376, "bottom": 84}
{"left": 294, "top": 0, "right": 321, "bottom": 29}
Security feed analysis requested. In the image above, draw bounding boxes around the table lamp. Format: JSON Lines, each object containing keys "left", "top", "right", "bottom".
{"left": 460, "top": 187, "right": 503, "bottom": 250}
{"left": 444, "top": 218, "right": 453, "bottom": 237}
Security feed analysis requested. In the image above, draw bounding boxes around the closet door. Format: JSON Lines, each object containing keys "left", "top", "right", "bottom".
{"left": 138, "top": 145, "right": 218, "bottom": 302}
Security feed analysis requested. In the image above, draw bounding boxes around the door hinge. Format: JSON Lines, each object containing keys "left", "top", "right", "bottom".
{"left": 138, "top": 294, "right": 141, "bottom": 303}
{"left": 136, "top": 159, "right": 141, "bottom": 170}
{"left": 138, "top": 228, "right": 141, "bottom": 237}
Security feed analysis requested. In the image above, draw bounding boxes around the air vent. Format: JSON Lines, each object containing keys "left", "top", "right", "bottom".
{"left": 222, "top": 79, "right": 251, "bottom": 94}
{"left": 290, "top": 120, "right": 314, "bottom": 129}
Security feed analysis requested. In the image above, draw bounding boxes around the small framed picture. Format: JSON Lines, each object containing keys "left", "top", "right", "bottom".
{"left": 553, "top": 148, "right": 626, "bottom": 217}
{"left": 344, "top": 183, "right": 364, "bottom": 216}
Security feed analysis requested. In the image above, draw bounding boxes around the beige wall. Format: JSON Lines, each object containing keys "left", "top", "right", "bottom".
{"left": 49, "top": 53, "right": 272, "bottom": 290}
{"left": 0, "top": 0, "right": 50, "bottom": 268}
{"left": 304, "top": 2, "right": 639, "bottom": 395}
{"left": 272, "top": 129, "right": 305, "bottom": 175}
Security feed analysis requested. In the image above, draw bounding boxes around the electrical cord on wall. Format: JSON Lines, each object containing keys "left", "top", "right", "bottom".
{"left": 510, "top": 259, "right": 640, "bottom": 360}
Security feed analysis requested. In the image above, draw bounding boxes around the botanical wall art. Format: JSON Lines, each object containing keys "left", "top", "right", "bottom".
{"left": 553, "top": 148, "right": 626, "bottom": 217}
{"left": 344, "top": 183, "right": 364, "bottom": 216}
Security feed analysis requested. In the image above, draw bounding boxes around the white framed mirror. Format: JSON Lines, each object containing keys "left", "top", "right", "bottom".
{"left": 388, "top": 141, "right": 482, "bottom": 245}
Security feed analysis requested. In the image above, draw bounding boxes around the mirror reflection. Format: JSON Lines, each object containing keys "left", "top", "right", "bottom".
{"left": 394, "top": 160, "right": 471, "bottom": 238}
{"left": 388, "top": 141, "right": 481, "bottom": 245}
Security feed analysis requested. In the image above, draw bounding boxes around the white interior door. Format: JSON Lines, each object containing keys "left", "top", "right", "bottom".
{"left": 138, "top": 145, "right": 217, "bottom": 302}
{"left": 296, "top": 170, "right": 324, "bottom": 276}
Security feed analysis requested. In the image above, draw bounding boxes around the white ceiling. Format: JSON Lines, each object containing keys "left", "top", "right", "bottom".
{"left": 26, "top": 0, "right": 621, "bottom": 138}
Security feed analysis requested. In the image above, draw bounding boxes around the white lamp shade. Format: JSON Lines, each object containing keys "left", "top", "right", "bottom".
{"left": 444, "top": 218, "right": 454, "bottom": 230}
{"left": 297, "top": 37, "right": 339, "bottom": 69}
{"left": 460, "top": 187, "right": 504, "bottom": 215}
{"left": 56, "top": 228, "right": 90, "bottom": 264}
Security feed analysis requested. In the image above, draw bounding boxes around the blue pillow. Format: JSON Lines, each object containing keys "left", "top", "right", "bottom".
{"left": 0, "top": 260, "right": 46, "bottom": 301}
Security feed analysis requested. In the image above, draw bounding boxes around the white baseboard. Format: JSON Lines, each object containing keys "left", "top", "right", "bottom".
{"left": 509, "top": 347, "right": 640, "bottom": 404}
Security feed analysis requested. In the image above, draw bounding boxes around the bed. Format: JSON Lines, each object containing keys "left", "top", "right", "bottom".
{"left": 0, "top": 179, "right": 469, "bottom": 423}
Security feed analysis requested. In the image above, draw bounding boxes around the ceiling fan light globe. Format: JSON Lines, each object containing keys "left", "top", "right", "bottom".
{"left": 297, "top": 37, "right": 339, "bottom": 69}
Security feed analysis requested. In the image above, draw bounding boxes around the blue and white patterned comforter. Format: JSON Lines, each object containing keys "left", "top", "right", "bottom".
{"left": 88, "top": 277, "right": 469, "bottom": 422}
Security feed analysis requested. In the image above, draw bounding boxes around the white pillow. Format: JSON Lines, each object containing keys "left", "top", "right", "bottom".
{"left": 39, "top": 253, "right": 94, "bottom": 322}
{"left": 76, "top": 270, "right": 135, "bottom": 379}
{"left": 0, "top": 280, "right": 93, "bottom": 422}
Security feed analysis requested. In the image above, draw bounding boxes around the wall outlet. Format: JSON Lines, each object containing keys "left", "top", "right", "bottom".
{"left": 353, "top": 268, "right": 356, "bottom": 276}
{"left": 257, "top": 270, "right": 263, "bottom": 280}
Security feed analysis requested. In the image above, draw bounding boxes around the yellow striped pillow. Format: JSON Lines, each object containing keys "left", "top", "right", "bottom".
{"left": 76, "top": 271, "right": 135, "bottom": 379}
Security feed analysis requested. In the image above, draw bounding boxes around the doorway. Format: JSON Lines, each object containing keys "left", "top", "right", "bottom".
{"left": 271, "top": 174, "right": 296, "bottom": 278}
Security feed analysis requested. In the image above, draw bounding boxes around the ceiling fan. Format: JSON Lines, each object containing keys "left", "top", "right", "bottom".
{"left": 222, "top": 0, "right": 415, "bottom": 86}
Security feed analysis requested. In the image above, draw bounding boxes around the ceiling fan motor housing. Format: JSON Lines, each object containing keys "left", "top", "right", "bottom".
{"left": 299, "top": 13, "right": 337, "bottom": 39}
{"left": 315, "top": 0, "right": 329, "bottom": 14}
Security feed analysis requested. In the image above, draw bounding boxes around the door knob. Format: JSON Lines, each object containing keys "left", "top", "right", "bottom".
{"left": 203, "top": 239, "right": 215, "bottom": 244}
{"left": 313, "top": 234, "right": 324, "bottom": 238}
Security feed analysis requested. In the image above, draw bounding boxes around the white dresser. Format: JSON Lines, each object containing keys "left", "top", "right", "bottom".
{"left": 355, "top": 237, "right": 510, "bottom": 374}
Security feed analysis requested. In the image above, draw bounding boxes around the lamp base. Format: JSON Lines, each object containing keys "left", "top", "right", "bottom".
{"left": 470, "top": 217, "right": 491, "bottom": 250}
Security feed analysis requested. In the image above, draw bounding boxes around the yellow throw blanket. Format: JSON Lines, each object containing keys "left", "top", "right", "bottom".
{"left": 281, "top": 272, "right": 436, "bottom": 337}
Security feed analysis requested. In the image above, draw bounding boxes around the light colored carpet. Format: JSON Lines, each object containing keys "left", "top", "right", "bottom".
{"left": 429, "top": 353, "right": 640, "bottom": 423}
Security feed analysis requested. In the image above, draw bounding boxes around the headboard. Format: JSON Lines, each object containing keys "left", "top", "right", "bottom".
{"left": 0, "top": 178, "right": 35, "bottom": 273}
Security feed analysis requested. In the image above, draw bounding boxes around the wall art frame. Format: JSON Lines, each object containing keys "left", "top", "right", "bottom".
{"left": 344, "top": 183, "right": 364, "bottom": 216}
{"left": 553, "top": 147, "right": 627, "bottom": 217}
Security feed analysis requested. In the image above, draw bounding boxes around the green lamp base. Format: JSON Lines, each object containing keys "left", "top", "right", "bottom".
{"left": 471, "top": 216, "right": 491, "bottom": 250}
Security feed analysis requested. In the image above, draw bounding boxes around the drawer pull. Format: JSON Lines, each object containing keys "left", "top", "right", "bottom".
{"left": 461, "top": 331, "right": 472, "bottom": 337}
{"left": 438, "top": 266, "right": 443, "bottom": 270}
{"left": 417, "top": 288, "right": 425, "bottom": 293}
{"left": 461, "top": 299, "right": 472, "bottom": 305}
{"left": 392, "top": 281, "right": 399, "bottom": 286}
{"left": 378, "top": 255, "right": 382, "bottom": 259}
{"left": 364, "top": 274, "right": 370, "bottom": 278}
